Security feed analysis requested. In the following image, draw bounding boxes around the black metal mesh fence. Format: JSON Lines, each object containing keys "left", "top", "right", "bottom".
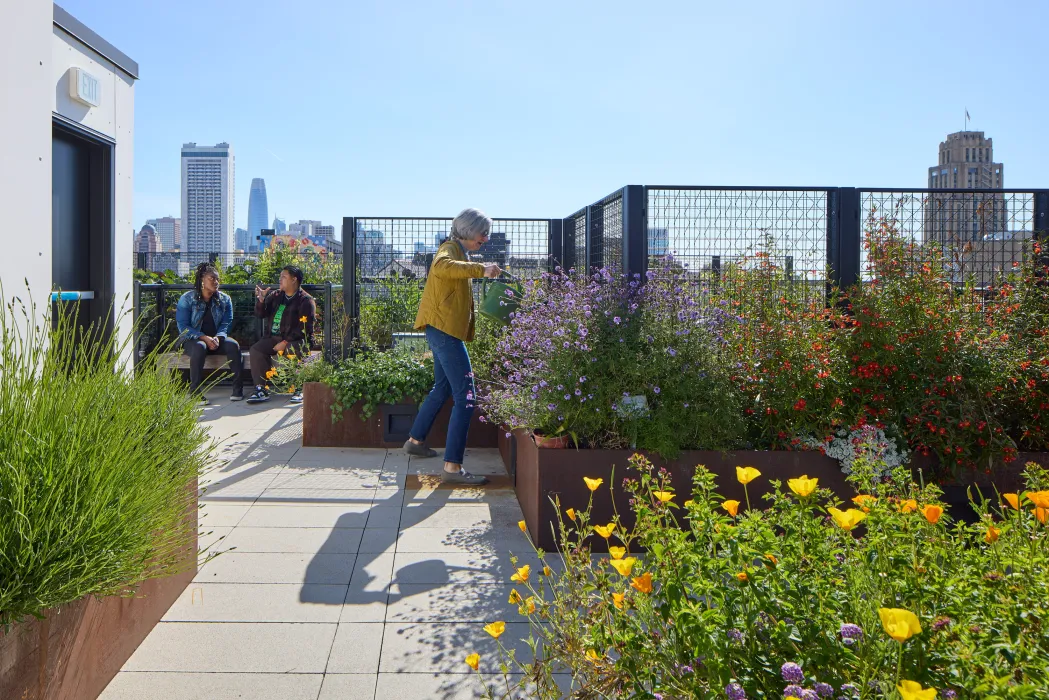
{"left": 563, "top": 210, "right": 587, "bottom": 272}
{"left": 645, "top": 187, "right": 830, "bottom": 303}
{"left": 350, "top": 218, "right": 551, "bottom": 350}
{"left": 589, "top": 189, "right": 624, "bottom": 272}
{"left": 859, "top": 190, "right": 1036, "bottom": 289}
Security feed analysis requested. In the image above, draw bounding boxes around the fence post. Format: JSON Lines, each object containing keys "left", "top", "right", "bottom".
{"left": 342, "top": 217, "right": 359, "bottom": 358}
{"left": 587, "top": 204, "right": 602, "bottom": 272}
{"left": 132, "top": 280, "right": 141, "bottom": 367}
{"left": 621, "top": 185, "right": 646, "bottom": 280}
{"left": 827, "top": 187, "right": 861, "bottom": 294}
{"left": 548, "top": 219, "right": 563, "bottom": 273}
{"left": 562, "top": 216, "right": 577, "bottom": 272}
{"left": 1035, "top": 190, "right": 1049, "bottom": 239}
{"left": 324, "top": 281, "right": 333, "bottom": 362}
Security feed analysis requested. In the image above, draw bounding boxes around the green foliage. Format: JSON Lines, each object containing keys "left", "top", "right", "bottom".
{"left": 252, "top": 246, "right": 341, "bottom": 286}
{"left": 358, "top": 273, "right": 425, "bottom": 350}
{"left": 481, "top": 453, "right": 1049, "bottom": 699}
{"left": 324, "top": 350, "right": 434, "bottom": 422}
{"left": 0, "top": 292, "right": 210, "bottom": 626}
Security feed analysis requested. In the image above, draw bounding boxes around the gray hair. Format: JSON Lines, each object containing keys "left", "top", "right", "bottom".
{"left": 450, "top": 208, "right": 492, "bottom": 242}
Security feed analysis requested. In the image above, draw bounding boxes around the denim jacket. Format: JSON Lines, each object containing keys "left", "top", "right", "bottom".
{"left": 175, "top": 290, "right": 233, "bottom": 340}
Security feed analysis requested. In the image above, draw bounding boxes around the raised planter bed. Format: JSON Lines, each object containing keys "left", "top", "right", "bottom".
{"left": 0, "top": 479, "right": 198, "bottom": 700}
{"left": 503, "top": 431, "right": 1049, "bottom": 552}
{"left": 302, "top": 382, "right": 499, "bottom": 449}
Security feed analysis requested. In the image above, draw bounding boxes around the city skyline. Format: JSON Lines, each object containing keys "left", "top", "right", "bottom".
{"left": 60, "top": 0, "right": 1049, "bottom": 232}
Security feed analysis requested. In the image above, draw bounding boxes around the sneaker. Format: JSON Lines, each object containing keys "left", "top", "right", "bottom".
{"left": 288, "top": 391, "right": 303, "bottom": 404}
{"left": 230, "top": 388, "right": 244, "bottom": 401}
{"left": 198, "top": 395, "right": 209, "bottom": 406}
{"left": 441, "top": 468, "right": 489, "bottom": 486}
{"left": 245, "top": 387, "right": 270, "bottom": 404}
{"left": 403, "top": 439, "right": 438, "bottom": 458}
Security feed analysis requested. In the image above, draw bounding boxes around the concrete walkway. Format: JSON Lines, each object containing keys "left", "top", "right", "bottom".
{"left": 100, "top": 388, "right": 540, "bottom": 700}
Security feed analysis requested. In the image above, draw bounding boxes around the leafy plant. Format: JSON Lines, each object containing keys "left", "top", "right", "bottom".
{"left": 474, "top": 453, "right": 1049, "bottom": 699}
{"left": 323, "top": 350, "right": 434, "bottom": 422}
{"left": 0, "top": 291, "right": 210, "bottom": 626}
{"left": 358, "top": 272, "right": 425, "bottom": 350}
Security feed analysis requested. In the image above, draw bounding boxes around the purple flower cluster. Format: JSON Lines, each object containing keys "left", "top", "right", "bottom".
{"left": 725, "top": 682, "right": 746, "bottom": 700}
{"left": 781, "top": 662, "right": 804, "bottom": 683}
{"left": 839, "top": 622, "right": 863, "bottom": 645}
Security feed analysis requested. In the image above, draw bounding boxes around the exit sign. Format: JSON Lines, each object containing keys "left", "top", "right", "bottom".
{"left": 68, "top": 67, "right": 101, "bottom": 107}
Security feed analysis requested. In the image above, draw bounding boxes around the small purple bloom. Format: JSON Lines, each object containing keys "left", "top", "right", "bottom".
{"left": 725, "top": 683, "right": 746, "bottom": 700}
{"left": 814, "top": 683, "right": 834, "bottom": 698}
{"left": 783, "top": 686, "right": 804, "bottom": 699}
{"left": 942, "top": 692, "right": 956, "bottom": 699}
{"left": 546, "top": 404, "right": 556, "bottom": 411}
{"left": 781, "top": 662, "right": 804, "bottom": 683}
{"left": 653, "top": 387, "right": 660, "bottom": 394}
{"left": 613, "top": 316, "right": 621, "bottom": 324}
{"left": 667, "top": 347, "right": 677, "bottom": 356}
{"left": 839, "top": 685, "right": 858, "bottom": 695}
{"left": 840, "top": 623, "right": 863, "bottom": 644}
{"left": 727, "top": 628, "right": 743, "bottom": 642}
{"left": 801, "top": 691, "right": 818, "bottom": 700}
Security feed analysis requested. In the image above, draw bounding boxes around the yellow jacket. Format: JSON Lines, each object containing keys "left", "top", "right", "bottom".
{"left": 414, "top": 239, "right": 485, "bottom": 341}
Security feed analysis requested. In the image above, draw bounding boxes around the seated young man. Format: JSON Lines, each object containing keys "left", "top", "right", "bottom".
{"left": 246, "top": 264, "right": 316, "bottom": 404}
{"left": 175, "top": 262, "right": 244, "bottom": 404}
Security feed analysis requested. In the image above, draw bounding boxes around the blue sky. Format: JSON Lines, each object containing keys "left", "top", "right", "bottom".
{"left": 61, "top": 0, "right": 1049, "bottom": 238}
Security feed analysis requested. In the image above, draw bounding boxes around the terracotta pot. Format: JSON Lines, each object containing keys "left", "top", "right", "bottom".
{"left": 533, "top": 433, "right": 570, "bottom": 449}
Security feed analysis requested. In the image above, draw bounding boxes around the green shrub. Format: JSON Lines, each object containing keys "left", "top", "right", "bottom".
{"left": 476, "top": 452, "right": 1049, "bottom": 699}
{"left": 0, "top": 295, "right": 209, "bottom": 626}
{"left": 324, "top": 350, "right": 433, "bottom": 422}
{"left": 358, "top": 274, "right": 424, "bottom": 350}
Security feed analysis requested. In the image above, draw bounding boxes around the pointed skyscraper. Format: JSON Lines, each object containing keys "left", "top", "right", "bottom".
{"left": 247, "top": 178, "right": 269, "bottom": 250}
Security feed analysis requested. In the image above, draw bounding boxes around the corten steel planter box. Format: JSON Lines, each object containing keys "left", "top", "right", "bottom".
{"left": 507, "top": 433, "right": 1049, "bottom": 551}
{"left": 509, "top": 430, "right": 851, "bottom": 553}
{"left": 301, "top": 382, "right": 499, "bottom": 449}
{"left": 0, "top": 479, "right": 198, "bottom": 700}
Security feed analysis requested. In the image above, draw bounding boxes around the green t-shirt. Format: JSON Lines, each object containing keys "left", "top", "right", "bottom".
{"left": 271, "top": 303, "right": 287, "bottom": 335}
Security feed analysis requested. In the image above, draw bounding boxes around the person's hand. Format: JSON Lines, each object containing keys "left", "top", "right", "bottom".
{"left": 209, "top": 336, "right": 222, "bottom": 350}
{"left": 482, "top": 263, "right": 502, "bottom": 279}
{"left": 274, "top": 340, "right": 289, "bottom": 354}
{"left": 200, "top": 335, "right": 218, "bottom": 350}
{"left": 255, "top": 285, "right": 270, "bottom": 302}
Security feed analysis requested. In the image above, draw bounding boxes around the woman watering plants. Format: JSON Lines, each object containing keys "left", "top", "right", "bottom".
{"left": 403, "top": 208, "right": 501, "bottom": 484}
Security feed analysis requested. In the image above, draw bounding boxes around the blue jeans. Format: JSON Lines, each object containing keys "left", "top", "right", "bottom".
{"left": 409, "top": 325, "right": 475, "bottom": 465}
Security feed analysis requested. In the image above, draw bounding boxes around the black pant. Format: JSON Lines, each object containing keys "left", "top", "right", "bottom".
{"left": 249, "top": 337, "right": 306, "bottom": 388}
{"left": 182, "top": 337, "right": 244, "bottom": 393}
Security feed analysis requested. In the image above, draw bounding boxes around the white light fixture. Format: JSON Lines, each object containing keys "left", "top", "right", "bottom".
{"left": 68, "top": 67, "right": 101, "bottom": 107}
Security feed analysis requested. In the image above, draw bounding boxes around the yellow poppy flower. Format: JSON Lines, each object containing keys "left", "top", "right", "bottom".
{"left": 1027, "top": 490, "right": 1049, "bottom": 509}
{"left": 765, "top": 553, "right": 778, "bottom": 566}
{"left": 584, "top": 477, "right": 603, "bottom": 492}
{"left": 1037, "top": 507, "right": 1048, "bottom": 525}
{"left": 985, "top": 525, "right": 1000, "bottom": 543}
{"left": 1002, "top": 493, "right": 1020, "bottom": 511}
{"left": 631, "top": 572, "right": 653, "bottom": 594}
{"left": 483, "top": 621, "right": 505, "bottom": 639}
{"left": 828, "top": 507, "right": 867, "bottom": 531}
{"left": 608, "top": 546, "right": 626, "bottom": 560}
{"left": 736, "top": 466, "right": 761, "bottom": 485}
{"left": 286, "top": 353, "right": 296, "bottom": 360}
{"left": 299, "top": 315, "right": 307, "bottom": 323}
{"left": 721, "top": 500, "right": 740, "bottom": 517}
{"left": 879, "top": 607, "right": 922, "bottom": 643}
{"left": 735, "top": 571, "right": 748, "bottom": 582}
{"left": 510, "top": 564, "right": 530, "bottom": 583}
{"left": 897, "top": 499, "right": 918, "bottom": 514}
{"left": 465, "top": 653, "right": 480, "bottom": 671}
{"left": 288, "top": 385, "right": 296, "bottom": 393}
{"left": 518, "top": 520, "right": 527, "bottom": 533}
{"left": 585, "top": 649, "right": 600, "bottom": 662}
{"left": 612, "top": 593, "right": 625, "bottom": 610}
{"left": 593, "top": 523, "right": 616, "bottom": 539}
{"left": 788, "top": 475, "right": 818, "bottom": 498}
{"left": 653, "top": 490, "right": 675, "bottom": 504}
{"left": 684, "top": 499, "right": 695, "bottom": 507}
{"left": 897, "top": 680, "right": 937, "bottom": 700}
{"left": 609, "top": 557, "right": 637, "bottom": 577}
{"left": 852, "top": 494, "right": 877, "bottom": 512}
{"left": 522, "top": 597, "right": 536, "bottom": 614}
{"left": 508, "top": 589, "right": 522, "bottom": 605}
{"left": 565, "top": 508, "right": 576, "bottom": 521}
{"left": 277, "top": 349, "right": 284, "bottom": 356}
{"left": 542, "top": 566, "right": 552, "bottom": 577}
{"left": 921, "top": 505, "right": 944, "bottom": 524}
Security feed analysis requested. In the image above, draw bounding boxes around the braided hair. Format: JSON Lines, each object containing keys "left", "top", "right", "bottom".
{"left": 194, "top": 262, "right": 219, "bottom": 299}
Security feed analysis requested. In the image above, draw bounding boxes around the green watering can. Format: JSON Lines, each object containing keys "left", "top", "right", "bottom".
{"left": 479, "top": 272, "right": 523, "bottom": 325}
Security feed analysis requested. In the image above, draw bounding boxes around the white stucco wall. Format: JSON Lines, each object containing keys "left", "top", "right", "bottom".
{"left": 0, "top": 0, "right": 53, "bottom": 308}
